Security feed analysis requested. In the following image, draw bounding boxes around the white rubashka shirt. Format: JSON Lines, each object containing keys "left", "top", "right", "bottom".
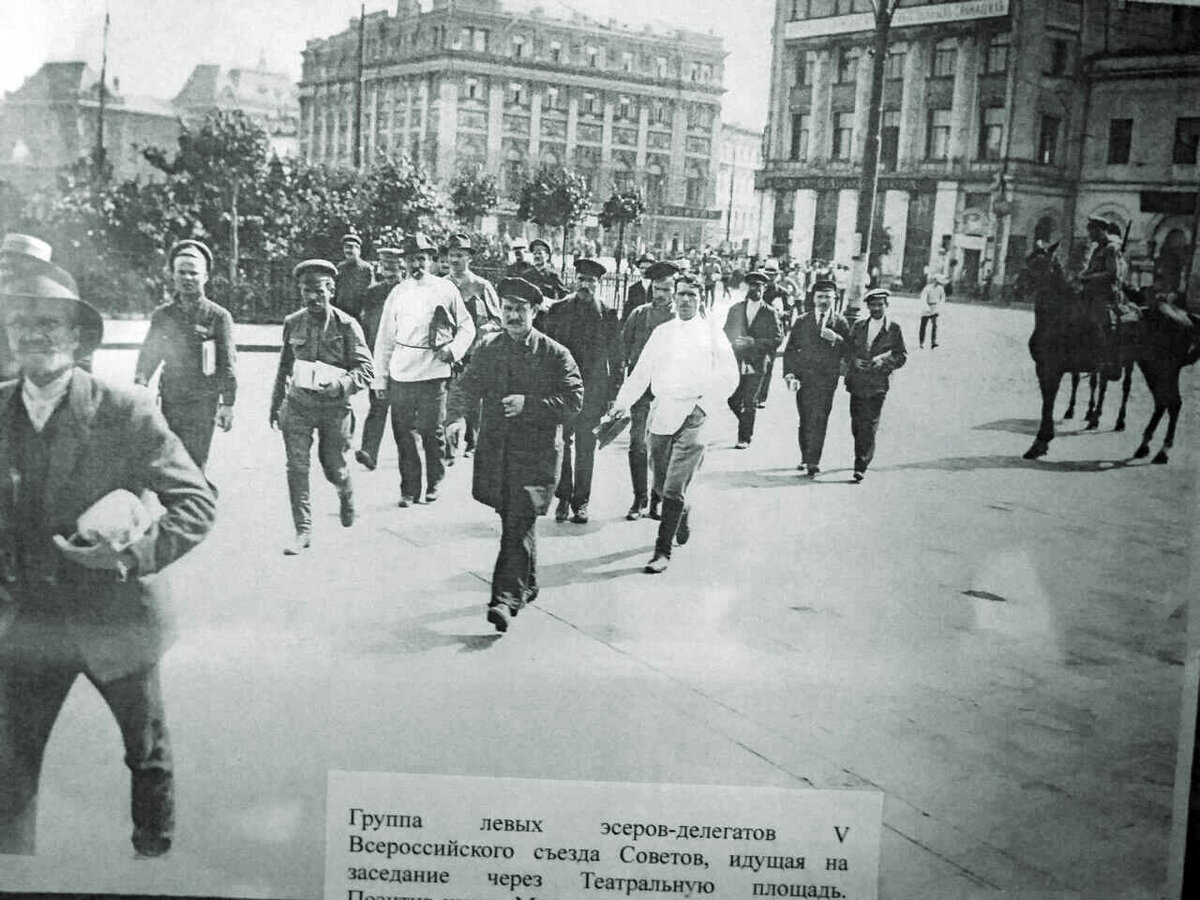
{"left": 372, "top": 275, "right": 476, "bottom": 389}
{"left": 613, "top": 315, "right": 740, "bottom": 436}
{"left": 22, "top": 367, "right": 74, "bottom": 432}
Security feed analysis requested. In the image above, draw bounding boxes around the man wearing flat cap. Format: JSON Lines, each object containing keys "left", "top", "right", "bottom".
{"left": 335, "top": 233, "right": 374, "bottom": 320}
{"left": 372, "top": 233, "right": 475, "bottom": 506}
{"left": 354, "top": 248, "right": 404, "bottom": 471}
{"left": 445, "top": 277, "right": 583, "bottom": 633}
{"left": 844, "top": 288, "right": 906, "bottom": 483}
{"left": 619, "top": 260, "right": 680, "bottom": 520}
{"left": 444, "top": 234, "right": 503, "bottom": 459}
{"left": 270, "top": 259, "right": 373, "bottom": 554}
{"left": 520, "top": 238, "right": 568, "bottom": 303}
{"left": 724, "top": 270, "right": 783, "bottom": 449}
{"left": 135, "top": 240, "right": 237, "bottom": 470}
{"left": 541, "top": 258, "right": 622, "bottom": 524}
{"left": 621, "top": 252, "right": 656, "bottom": 324}
{"left": 0, "top": 258, "right": 216, "bottom": 857}
{"left": 782, "top": 278, "right": 850, "bottom": 477}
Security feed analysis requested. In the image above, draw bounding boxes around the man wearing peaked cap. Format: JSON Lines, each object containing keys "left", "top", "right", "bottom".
{"left": 335, "top": 232, "right": 374, "bottom": 320}
{"left": 353, "top": 249, "right": 404, "bottom": 470}
{"left": 844, "top": 287, "right": 905, "bottom": 483}
{"left": 0, "top": 256, "right": 217, "bottom": 857}
{"left": 540, "top": 258, "right": 622, "bottom": 524}
{"left": 135, "top": 239, "right": 237, "bottom": 470}
{"left": 269, "top": 258, "right": 374, "bottom": 555}
{"left": 507, "top": 237, "right": 530, "bottom": 276}
{"left": 621, "top": 252, "right": 657, "bottom": 323}
{"left": 372, "top": 231, "right": 475, "bottom": 506}
{"left": 445, "top": 275, "right": 583, "bottom": 632}
{"left": 622, "top": 260, "right": 678, "bottom": 324}
{"left": 521, "top": 238, "right": 568, "bottom": 302}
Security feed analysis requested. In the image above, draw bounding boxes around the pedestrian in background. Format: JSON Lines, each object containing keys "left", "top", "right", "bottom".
{"left": 845, "top": 288, "right": 906, "bottom": 483}
{"left": 724, "top": 270, "right": 782, "bottom": 449}
{"left": 444, "top": 277, "right": 583, "bottom": 633}
{"left": 521, "top": 238, "right": 569, "bottom": 303}
{"left": 918, "top": 271, "right": 946, "bottom": 349}
{"left": 135, "top": 240, "right": 237, "bottom": 470}
{"left": 782, "top": 277, "right": 850, "bottom": 477}
{"left": 0, "top": 258, "right": 216, "bottom": 857}
{"left": 270, "top": 259, "right": 373, "bottom": 555}
{"left": 371, "top": 234, "right": 475, "bottom": 507}
{"left": 622, "top": 252, "right": 656, "bottom": 323}
{"left": 334, "top": 233, "right": 374, "bottom": 320}
{"left": 354, "top": 247, "right": 403, "bottom": 471}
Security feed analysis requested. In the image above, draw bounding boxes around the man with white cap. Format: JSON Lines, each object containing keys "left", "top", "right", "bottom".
{"left": 270, "top": 259, "right": 374, "bottom": 554}
{"left": 0, "top": 257, "right": 216, "bottom": 857}
{"left": 135, "top": 240, "right": 237, "bottom": 470}
{"left": 845, "top": 288, "right": 906, "bottom": 483}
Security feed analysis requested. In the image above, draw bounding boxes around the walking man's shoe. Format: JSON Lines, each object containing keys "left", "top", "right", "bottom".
{"left": 735, "top": 441, "right": 749, "bottom": 449}
{"left": 676, "top": 509, "right": 690, "bottom": 545}
{"left": 397, "top": 495, "right": 415, "bottom": 508}
{"left": 648, "top": 495, "right": 661, "bottom": 520}
{"left": 284, "top": 532, "right": 312, "bottom": 555}
{"left": 571, "top": 503, "right": 589, "bottom": 524}
{"left": 806, "top": 466, "right": 820, "bottom": 477}
{"left": 644, "top": 553, "right": 670, "bottom": 574}
{"left": 355, "top": 450, "right": 376, "bottom": 470}
{"left": 852, "top": 471, "right": 864, "bottom": 484}
{"left": 338, "top": 486, "right": 356, "bottom": 526}
{"left": 555, "top": 497, "right": 571, "bottom": 522}
{"left": 487, "top": 601, "right": 512, "bottom": 633}
{"left": 425, "top": 484, "right": 440, "bottom": 502}
{"left": 626, "top": 498, "right": 647, "bottom": 521}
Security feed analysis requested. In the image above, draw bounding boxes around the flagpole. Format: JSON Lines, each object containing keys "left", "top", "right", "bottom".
{"left": 95, "top": 5, "right": 110, "bottom": 177}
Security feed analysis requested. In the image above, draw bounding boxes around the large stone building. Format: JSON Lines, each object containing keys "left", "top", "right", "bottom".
{"left": 298, "top": 0, "right": 727, "bottom": 253}
{"left": 715, "top": 123, "right": 766, "bottom": 255}
{"left": 756, "top": 0, "right": 1200, "bottom": 296}
{"left": 173, "top": 61, "right": 300, "bottom": 158}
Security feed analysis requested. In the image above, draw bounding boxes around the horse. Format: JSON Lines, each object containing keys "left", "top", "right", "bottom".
{"left": 1062, "top": 359, "right": 1135, "bottom": 430}
{"left": 1015, "top": 243, "right": 1200, "bottom": 462}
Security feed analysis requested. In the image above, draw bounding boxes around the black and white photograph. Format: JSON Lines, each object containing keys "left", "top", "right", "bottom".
{"left": 1, "top": 0, "right": 1199, "bottom": 897}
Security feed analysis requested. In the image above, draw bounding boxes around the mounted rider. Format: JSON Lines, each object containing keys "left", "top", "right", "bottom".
{"left": 1077, "top": 216, "right": 1123, "bottom": 379}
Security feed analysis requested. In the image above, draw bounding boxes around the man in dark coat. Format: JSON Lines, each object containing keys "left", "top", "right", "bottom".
{"left": 541, "top": 258, "right": 622, "bottom": 524}
{"left": 782, "top": 278, "right": 850, "bottom": 477}
{"left": 445, "top": 278, "right": 583, "bottom": 633}
{"left": 520, "top": 238, "right": 569, "bottom": 302}
{"left": 724, "top": 271, "right": 783, "bottom": 448}
{"left": 135, "top": 240, "right": 237, "bottom": 470}
{"left": 0, "top": 260, "right": 217, "bottom": 857}
{"left": 335, "top": 233, "right": 374, "bottom": 320}
{"left": 621, "top": 253, "right": 655, "bottom": 323}
{"left": 354, "top": 248, "right": 403, "bottom": 471}
{"left": 845, "top": 288, "right": 906, "bottom": 483}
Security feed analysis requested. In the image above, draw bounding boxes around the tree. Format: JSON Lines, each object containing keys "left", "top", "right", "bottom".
{"left": 598, "top": 187, "right": 646, "bottom": 273}
{"left": 517, "top": 166, "right": 593, "bottom": 272}
{"left": 449, "top": 164, "right": 500, "bottom": 228}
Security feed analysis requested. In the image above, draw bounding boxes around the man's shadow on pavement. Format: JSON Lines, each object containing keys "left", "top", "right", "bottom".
{"left": 880, "top": 454, "right": 1137, "bottom": 474}
{"left": 699, "top": 467, "right": 853, "bottom": 490}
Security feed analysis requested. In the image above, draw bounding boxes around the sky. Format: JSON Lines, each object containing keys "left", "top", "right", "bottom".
{"left": 0, "top": 0, "right": 775, "bottom": 130}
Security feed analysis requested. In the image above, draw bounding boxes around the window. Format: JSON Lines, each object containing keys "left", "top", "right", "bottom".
{"left": 931, "top": 39, "right": 957, "bottom": 78}
{"left": 685, "top": 175, "right": 704, "bottom": 206}
{"left": 549, "top": 41, "right": 563, "bottom": 63}
{"left": 834, "top": 0, "right": 855, "bottom": 12}
{"left": 1037, "top": 114, "right": 1060, "bottom": 165}
{"left": 978, "top": 106, "right": 1005, "bottom": 160}
{"left": 880, "top": 109, "right": 900, "bottom": 171}
{"left": 1107, "top": 118, "right": 1132, "bottom": 165}
{"left": 586, "top": 45, "right": 599, "bottom": 68}
{"left": 927, "top": 108, "right": 951, "bottom": 159}
{"left": 621, "top": 51, "right": 633, "bottom": 72}
{"left": 790, "top": 0, "right": 808, "bottom": 19}
{"left": 1173, "top": 117, "right": 1200, "bottom": 164}
{"left": 545, "top": 86, "right": 562, "bottom": 111}
{"left": 837, "top": 47, "right": 859, "bottom": 83}
{"left": 984, "top": 33, "right": 1009, "bottom": 74}
{"left": 512, "top": 35, "right": 526, "bottom": 59}
{"left": 884, "top": 49, "right": 905, "bottom": 80}
{"left": 646, "top": 172, "right": 665, "bottom": 206}
{"left": 504, "top": 159, "right": 526, "bottom": 194}
{"left": 618, "top": 96, "right": 633, "bottom": 120}
{"left": 790, "top": 113, "right": 810, "bottom": 161}
{"left": 463, "top": 78, "right": 480, "bottom": 101}
{"left": 796, "top": 51, "right": 816, "bottom": 86}
{"left": 1047, "top": 39, "right": 1069, "bottom": 76}
{"left": 832, "top": 112, "right": 854, "bottom": 160}
{"left": 653, "top": 101, "right": 669, "bottom": 125}
{"left": 473, "top": 28, "right": 488, "bottom": 52}
{"left": 583, "top": 93, "right": 598, "bottom": 115}
{"left": 508, "top": 82, "right": 526, "bottom": 106}
{"left": 655, "top": 57, "right": 668, "bottom": 78}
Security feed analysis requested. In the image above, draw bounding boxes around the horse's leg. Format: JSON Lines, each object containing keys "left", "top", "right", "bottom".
{"left": 1114, "top": 362, "right": 1133, "bottom": 432}
{"left": 1064, "top": 371, "right": 1079, "bottom": 419}
{"left": 1095, "top": 375, "right": 1110, "bottom": 430}
{"left": 1085, "top": 372, "right": 1101, "bottom": 429}
{"left": 1134, "top": 363, "right": 1163, "bottom": 459}
{"left": 1153, "top": 374, "right": 1183, "bottom": 464}
{"left": 1025, "top": 363, "right": 1061, "bottom": 459}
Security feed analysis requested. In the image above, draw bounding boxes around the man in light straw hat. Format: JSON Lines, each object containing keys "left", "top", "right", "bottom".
{"left": 135, "top": 240, "right": 237, "bottom": 470}
{"left": 1, "top": 234, "right": 79, "bottom": 379}
{"left": 0, "top": 257, "right": 216, "bottom": 857}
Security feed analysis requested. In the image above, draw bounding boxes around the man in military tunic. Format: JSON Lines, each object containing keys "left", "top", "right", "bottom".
{"left": 541, "top": 258, "right": 622, "bottom": 524}
{"left": 354, "top": 248, "right": 403, "bottom": 471}
{"left": 445, "top": 278, "right": 583, "bottom": 633}
{"left": 1078, "top": 216, "right": 1120, "bottom": 377}
{"left": 270, "top": 260, "right": 373, "bottom": 555}
{"left": 335, "top": 233, "right": 374, "bottom": 320}
{"left": 521, "top": 238, "right": 568, "bottom": 302}
{"left": 135, "top": 240, "right": 237, "bottom": 470}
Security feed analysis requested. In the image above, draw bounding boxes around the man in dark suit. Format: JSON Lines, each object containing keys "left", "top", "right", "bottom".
{"left": 0, "top": 260, "right": 217, "bottom": 856}
{"left": 335, "top": 233, "right": 374, "bottom": 320}
{"left": 354, "top": 247, "right": 403, "bottom": 471}
{"left": 621, "top": 253, "right": 655, "bottom": 324}
{"left": 445, "top": 278, "right": 584, "bottom": 633}
{"left": 521, "top": 238, "right": 569, "bottom": 302}
{"left": 724, "top": 271, "right": 783, "bottom": 449}
{"left": 782, "top": 278, "right": 850, "bottom": 477}
{"left": 844, "top": 288, "right": 906, "bottom": 483}
{"left": 541, "top": 258, "right": 622, "bottom": 524}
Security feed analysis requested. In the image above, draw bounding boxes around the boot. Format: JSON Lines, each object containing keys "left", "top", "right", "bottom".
{"left": 338, "top": 482, "right": 356, "bottom": 527}
{"left": 627, "top": 453, "right": 648, "bottom": 519}
{"left": 645, "top": 499, "right": 684, "bottom": 573}
{"left": 283, "top": 531, "right": 311, "bottom": 556}
{"left": 648, "top": 494, "right": 661, "bottom": 520}
{"left": 555, "top": 497, "right": 571, "bottom": 522}
{"left": 676, "top": 505, "right": 691, "bottom": 545}
{"left": 286, "top": 469, "right": 311, "bottom": 536}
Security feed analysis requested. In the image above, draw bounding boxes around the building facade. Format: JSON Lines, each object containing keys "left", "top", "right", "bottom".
{"left": 715, "top": 123, "right": 766, "bottom": 255}
{"left": 173, "top": 62, "right": 300, "bottom": 158}
{"left": 298, "top": 0, "right": 727, "bottom": 253}
{"left": 757, "top": 0, "right": 1200, "bottom": 295}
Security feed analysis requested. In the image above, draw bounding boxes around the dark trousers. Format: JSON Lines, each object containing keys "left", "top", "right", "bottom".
{"left": 849, "top": 392, "right": 887, "bottom": 474}
{"left": 756, "top": 356, "right": 776, "bottom": 404}
{"left": 387, "top": 378, "right": 447, "bottom": 500}
{"left": 728, "top": 372, "right": 765, "bottom": 443}
{"left": 0, "top": 661, "right": 172, "bottom": 856}
{"left": 627, "top": 392, "right": 653, "bottom": 502}
{"left": 279, "top": 395, "right": 353, "bottom": 534}
{"left": 161, "top": 395, "right": 218, "bottom": 470}
{"left": 359, "top": 391, "right": 391, "bottom": 464}
{"left": 795, "top": 380, "right": 838, "bottom": 468}
{"left": 557, "top": 416, "right": 600, "bottom": 508}
{"left": 493, "top": 506, "right": 538, "bottom": 610}
{"left": 919, "top": 314, "right": 939, "bottom": 347}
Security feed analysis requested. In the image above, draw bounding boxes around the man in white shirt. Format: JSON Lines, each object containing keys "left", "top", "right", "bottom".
{"left": 918, "top": 271, "right": 946, "bottom": 349}
{"left": 607, "top": 275, "right": 740, "bottom": 573}
{"left": 372, "top": 233, "right": 475, "bottom": 506}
